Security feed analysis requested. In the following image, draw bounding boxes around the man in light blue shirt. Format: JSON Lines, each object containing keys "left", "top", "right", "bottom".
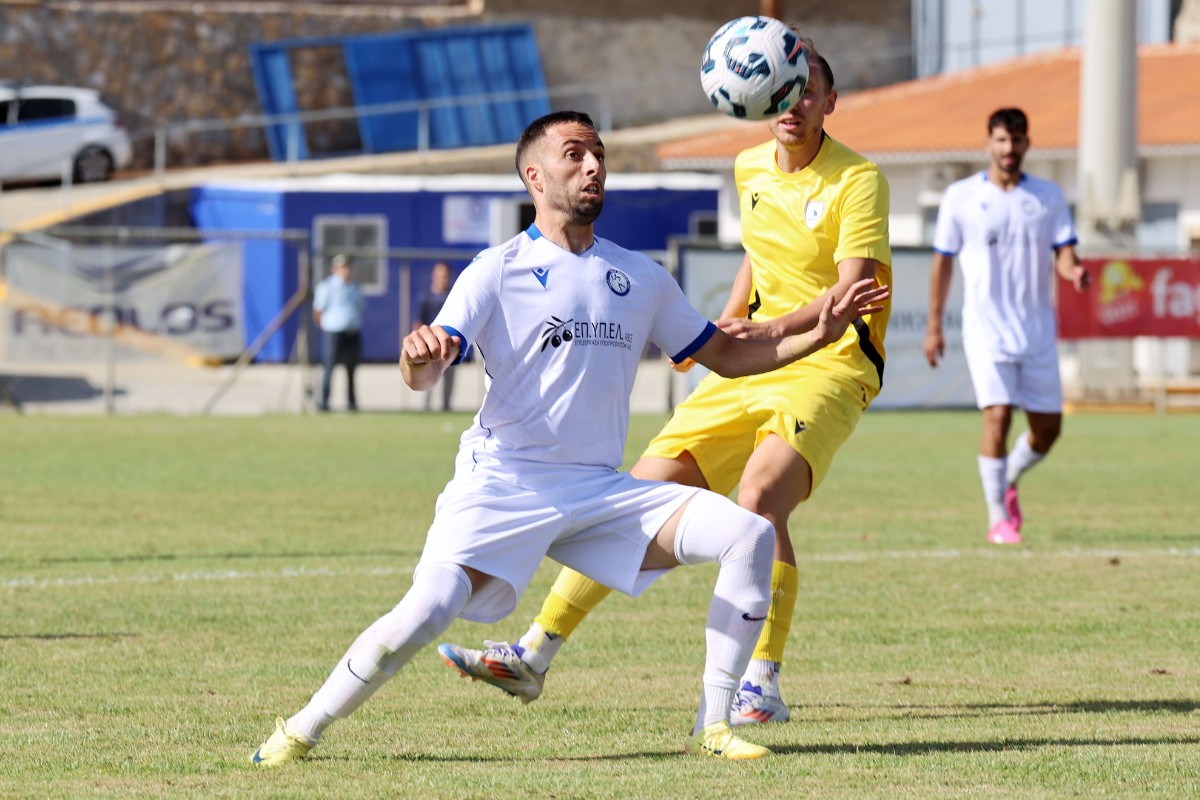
{"left": 313, "top": 253, "right": 365, "bottom": 412}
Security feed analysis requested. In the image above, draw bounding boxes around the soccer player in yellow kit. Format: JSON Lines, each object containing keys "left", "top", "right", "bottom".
{"left": 439, "top": 38, "right": 892, "bottom": 726}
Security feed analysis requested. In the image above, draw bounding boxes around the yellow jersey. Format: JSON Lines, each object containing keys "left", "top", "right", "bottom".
{"left": 735, "top": 133, "right": 892, "bottom": 392}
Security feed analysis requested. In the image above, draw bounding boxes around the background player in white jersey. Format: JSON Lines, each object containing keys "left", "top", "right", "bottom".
{"left": 924, "top": 107, "right": 1090, "bottom": 545}
{"left": 249, "top": 111, "right": 887, "bottom": 765}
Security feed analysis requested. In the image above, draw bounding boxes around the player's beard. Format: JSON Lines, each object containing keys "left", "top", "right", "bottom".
{"left": 1000, "top": 155, "right": 1023, "bottom": 175}
{"left": 568, "top": 197, "right": 603, "bottom": 225}
{"left": 993, "top": 149, "right": 1024, "bottom": 176}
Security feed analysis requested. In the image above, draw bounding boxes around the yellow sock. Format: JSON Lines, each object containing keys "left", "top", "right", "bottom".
{"left": 750, "top": 561, "right": 799, "bottom": 664}
{"left": 532, "top": 567, "right": 613, "bottom": 641}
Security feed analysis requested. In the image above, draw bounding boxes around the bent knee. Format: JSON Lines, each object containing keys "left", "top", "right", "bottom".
{"left": 673, "top": 492, "right": 774, "bottom": 566}
{"left": 722, "top": 503, "right": 775, "bottom": 563}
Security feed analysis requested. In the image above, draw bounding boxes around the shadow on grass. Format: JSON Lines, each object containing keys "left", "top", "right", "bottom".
{"left": 283, "top": 731, "right": 1200, "bottom": 765}
{"left": 5, "top": 549, "right": 411, "bottom": 566}
{"left": 772, "top": 735, "right": 1200, "bottom": 756}
{"left": 791, "top": 699, "right": 1200, "bottom": 721}
{"left": 0, "top": 632, "right": 139, "bottom": 640}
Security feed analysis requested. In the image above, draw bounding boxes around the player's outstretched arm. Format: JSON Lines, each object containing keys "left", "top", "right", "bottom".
{"left": 1054, "top": 244, "right": 1090, "bottom": 292}
{"left": 692, "top": 278, "right": 888, "bottom": 378}
{"left": 401, "top": 324, "right": 461, "bottom": 391}
{"left": 718, "top": 257, "right": 879, "bottom": 340}
{"left": 924, "top": 252, "right": 955, "bottom": 368}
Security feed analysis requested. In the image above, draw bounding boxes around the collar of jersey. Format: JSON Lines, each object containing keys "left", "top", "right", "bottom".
{"left": 526, "top": 223, "right": 597, "bottom": 255}
{"left": 981, "top": 171, "right": 1027, "bottom": 186}
{"left": 774, "top": 132, "right": 832, "bottom": 178}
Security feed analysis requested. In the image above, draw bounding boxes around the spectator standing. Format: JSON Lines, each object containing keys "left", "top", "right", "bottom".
{"left": 415, "top": 261, "right": 456, "bottom": 411}
{"left": 313, "top": 253, "right": 365, "bottom": 412}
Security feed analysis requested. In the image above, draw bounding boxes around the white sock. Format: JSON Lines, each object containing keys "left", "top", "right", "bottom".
{"left": 1005, "top": 433, "right": 1045, "bottom": 487}
{"left": 287, "top": 564, "right": 471, "bottom": 743}
{"left": 517, "top": 622, "right": 560, "bottom": 674}
{"left": 978, "top": 455, "right": 1008, "bottom": 526}
{"left": 671, "top": 491, "right": 774, "bottom": 734}
{"left": 742, "top": 658, "right": 781, "bottom": 696}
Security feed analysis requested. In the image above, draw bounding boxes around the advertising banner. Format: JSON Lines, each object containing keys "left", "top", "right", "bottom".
{"left": 1059, "top": 258, "right": 1200, "bottom": 339}
{"left": 2, "top": 242, "right": 244, "bottom": 363}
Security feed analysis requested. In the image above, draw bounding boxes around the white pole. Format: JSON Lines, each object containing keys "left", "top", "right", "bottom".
{"left": 103, "top": 243, "right": 116, "bottom": 415}
{"left": 1074, "top": 0, "right": 1141, "bottom": 403}
{"left": 1077, "top": 0, "right": 1139, "bottom": 250}
{"left": 154, "top": 125, "right": 167, "bottom": 182}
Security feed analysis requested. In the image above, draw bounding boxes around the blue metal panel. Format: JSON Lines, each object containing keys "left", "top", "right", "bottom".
{"left": 412, "top": 37, "right": 465, "bottom": 149}
{"left": 249, "top": 44, "right": 308, "bottom": 161}
{"left": 595, "top": 189, "right": 718, "bottom": 252}
{"left": 249, "top": 24, "right": 549, "bottom": 161}
{"left": 344, "top": 37, "right": 422, "bottom": 153}
{"left": 444, "top": 34, "right": 496, "bottom": 146}
{"left": 189, "top": 186, "right": 292, "bottom": 362}
{"left": 501, "top": 28, "right": 551, "bottom": 125}
{"left": 188, "top": 180, "right": 716, "bottom": 362}
{"left": 478, "top": 37, "right": 525, "bottom": 142}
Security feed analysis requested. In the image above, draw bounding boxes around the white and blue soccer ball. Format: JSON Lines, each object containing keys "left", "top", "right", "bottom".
{"left": 700, "top": 16, "right": 809, "bottom": 121}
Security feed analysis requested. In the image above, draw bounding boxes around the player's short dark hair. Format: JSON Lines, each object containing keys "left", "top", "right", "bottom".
{"left": 515, "top": 110, "right": 597, "bottom": 183}
{"left": 988, "top": 107, "right": 1028, "bottom": 135}
{"left": 792, "top": 32, "right": 835, "bottom": 92}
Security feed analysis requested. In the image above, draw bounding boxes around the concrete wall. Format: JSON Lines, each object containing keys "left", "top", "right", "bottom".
{"left": 0, "top": 0, "right": 911, "bottom": 170}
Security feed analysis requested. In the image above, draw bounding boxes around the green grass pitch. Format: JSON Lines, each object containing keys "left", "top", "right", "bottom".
{"left": 2, "top": 411, "right": 1198, "bottom": 798}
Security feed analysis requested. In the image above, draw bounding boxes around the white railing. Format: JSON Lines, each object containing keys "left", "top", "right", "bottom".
{"left": 0, "top": 82, "right": 613, "bottom": 194}
{"left": 146, "top": 83, "right": 611, "bottom": 180}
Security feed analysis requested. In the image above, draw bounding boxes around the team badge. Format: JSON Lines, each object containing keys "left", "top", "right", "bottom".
{"left": 1021, "top": 199, "right": 1038, "bottom": 216}
{"left": 606, "top": 268, "right": 631, "bottom": 296}
{"left": 804, "top": 201, "right": 825, "bottom": 227}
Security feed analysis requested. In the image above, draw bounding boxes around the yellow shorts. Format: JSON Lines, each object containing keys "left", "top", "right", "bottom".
{"left": 643, "top": 363, "right": 873, "bottom": 497}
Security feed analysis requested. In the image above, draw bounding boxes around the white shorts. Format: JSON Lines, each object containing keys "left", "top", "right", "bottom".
{"left": 964, "top": 340, "right": 1063, "bottom": 413}
{"left": 416, "top": 465, "right": 702, "bottom": 624}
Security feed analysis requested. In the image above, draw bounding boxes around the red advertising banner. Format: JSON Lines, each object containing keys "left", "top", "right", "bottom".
{"left": 1058, "top": 257, "right": 1200, "bottom": 339}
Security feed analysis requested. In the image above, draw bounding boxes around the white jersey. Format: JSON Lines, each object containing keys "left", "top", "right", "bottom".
{"left": 433, "top": 225, "right": 716, "bottom": 480}
{"left": 933, "top": 171, "right": 1077, "bottom": 357}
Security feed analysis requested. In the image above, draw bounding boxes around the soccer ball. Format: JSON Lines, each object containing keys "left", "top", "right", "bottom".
{"left": 700, "top": 16, "right": 809, "bottom": 121}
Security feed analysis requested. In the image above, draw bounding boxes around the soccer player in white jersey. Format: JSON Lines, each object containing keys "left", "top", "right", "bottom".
{"left": 924, "top": 107, "right": 1090, "bottom": 545}
{"left": 249, "top": 111, "right": 888, "bottom": 765}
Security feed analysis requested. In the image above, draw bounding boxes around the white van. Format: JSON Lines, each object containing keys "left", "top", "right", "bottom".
{"left": 0, "top": 84, "right": 133, "bottom": 183}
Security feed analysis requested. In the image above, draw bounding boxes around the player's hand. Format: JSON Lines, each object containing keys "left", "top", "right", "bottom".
{"left": 923, "top": 330, "right": 944, "bottom": 368}
{"left": 669, "top": 357, "right": 696, "bottom": 373}
{"left": 810, "top": 279, "right": 890, "bottom": 347}
{"left": 402, "top": 324, "right": 460, "bottom": 368}
{"left": 716, "top": 317, "right": 774, "bottom": 340}
{"left": 1072, "top": 264, "right": 1090, "bottom": 292}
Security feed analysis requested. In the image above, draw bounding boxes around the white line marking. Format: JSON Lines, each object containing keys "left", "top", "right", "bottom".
{"left": 1, "top": 564, "right": 412, "bottom": 589}
{"left": 5, "top": 547, "right": 1200, "bottom": 590}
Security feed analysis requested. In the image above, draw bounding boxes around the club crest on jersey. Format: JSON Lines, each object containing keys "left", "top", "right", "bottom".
{"left": 1021, "top": 199, "right": 1039, "bottom": 216}
{"left": 605, "top": 268, "right": 631, "bottom": 296}
{"left": 804, "top": 201, "right": 826, "bottom": 227}
{"left": 532, "top": 267, "right": 550, "bottom": 288}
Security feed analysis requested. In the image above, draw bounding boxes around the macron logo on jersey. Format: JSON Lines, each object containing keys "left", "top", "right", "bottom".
{"left": 532, "top": 267, "right": 549, "bottom": 288}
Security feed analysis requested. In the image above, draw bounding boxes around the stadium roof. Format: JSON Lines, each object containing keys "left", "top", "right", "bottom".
{"left": 658, "top": 43, "right": 1200, "bottom": 168}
